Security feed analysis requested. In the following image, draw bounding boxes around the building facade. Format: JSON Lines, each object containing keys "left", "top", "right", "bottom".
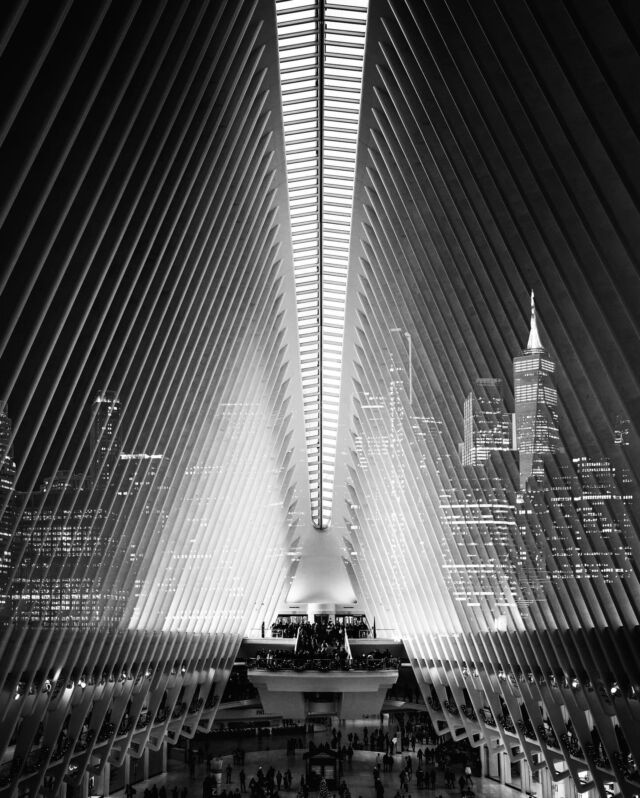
{"left": 513, "top": 294, "right": 561, "bottom": 489}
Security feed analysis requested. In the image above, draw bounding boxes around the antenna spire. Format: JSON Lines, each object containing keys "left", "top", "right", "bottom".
{"left": 526, "top": 290, "right": 543, "bottom": 350}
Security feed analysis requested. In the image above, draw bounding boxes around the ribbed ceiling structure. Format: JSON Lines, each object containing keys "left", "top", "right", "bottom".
{"left": 0, "top": 3, "right": 307, "bottom": 795}
{"left": 333, "top": 2, "right": 640, "bottom": 797}
{"left": 0, "top": 2, "right": 639, "bottom": 798}
{"left": 276, "top": 0, "right": 368, "bottom": 528}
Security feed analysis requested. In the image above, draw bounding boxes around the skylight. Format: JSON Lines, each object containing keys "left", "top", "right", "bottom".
{"left": 276, "top": 0, "right": 368, "bottom": 528}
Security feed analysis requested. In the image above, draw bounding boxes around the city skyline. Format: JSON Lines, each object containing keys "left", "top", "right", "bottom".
{"left": 0, "top": 3, "right": 639, "bottom": 798}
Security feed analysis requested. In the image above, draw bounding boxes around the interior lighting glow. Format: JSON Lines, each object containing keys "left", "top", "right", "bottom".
{"left": 277, "top": 0, "right": 368, "bottom": 527}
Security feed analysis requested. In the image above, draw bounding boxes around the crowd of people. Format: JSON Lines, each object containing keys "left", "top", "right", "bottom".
{"left": 130, "top": 783, "right": 188, "bottom": 798}
{"left": 194, "top": 743, "right": 479, "bottom": 798}
{"left": 344, "top": 618, "right": 370, "bottom": 639}
{"left": 249, "top": 649, "right": 399, "bottom": 674}
{"left": 351, "top": 651, "right": 400, "bottom": 671}
{"left": 296, "top": 619, "right": 348, "bottom": 654}
{"left": 270, "top": 619, "right": 305, "bottom": 639}
{"left": 192, "top": 754, "right": 478, "bottom": 798}
{"left": 199, "top": 762, "right": 294, "bottom": 798}
{"left": 269, "top": 618, "right": 372, "bottom": 641}
{"left": 168, "top": 716, "right": 483, "bottom": 798}
{"left": 112, "top": 699, "right": 486, "bottom": 798}
{"left": 344, "top": 716, "right": 436, "bottom": 754}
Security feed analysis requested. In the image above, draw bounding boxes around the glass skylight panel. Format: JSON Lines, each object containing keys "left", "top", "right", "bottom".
{"left": 277, "top": 0, "right": 368, "bottom": 529}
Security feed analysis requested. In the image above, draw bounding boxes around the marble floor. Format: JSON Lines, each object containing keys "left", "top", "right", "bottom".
{"left": 108, "top": 728, "right": 523, "bottom": 798}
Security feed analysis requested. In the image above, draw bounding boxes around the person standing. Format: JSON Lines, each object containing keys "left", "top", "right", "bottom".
{"left": 240, "top": 770, "right": 246, "bottom": 792}
{"left": 464, "top": 765, "right": 472, "bottom": 787}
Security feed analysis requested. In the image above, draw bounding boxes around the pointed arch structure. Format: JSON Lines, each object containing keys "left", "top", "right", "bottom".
{"left": 0, "top": 2, "right": 638, "bottom": 798}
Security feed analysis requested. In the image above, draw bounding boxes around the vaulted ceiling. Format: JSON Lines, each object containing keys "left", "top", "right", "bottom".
{"left": 0, "top": 1, "right": 639, "bottom": 796}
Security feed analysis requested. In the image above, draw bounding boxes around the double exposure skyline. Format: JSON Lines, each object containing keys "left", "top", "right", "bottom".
{"left": 0, "top": 2, "right": 639, "bottom": 798}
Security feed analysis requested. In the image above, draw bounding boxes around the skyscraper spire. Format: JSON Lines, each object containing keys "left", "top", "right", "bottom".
{"left": 515, "top": 290, "right": 560, "bottom": 488}
{"left": 526, "top": 290, "right": 543, "bottom": 350}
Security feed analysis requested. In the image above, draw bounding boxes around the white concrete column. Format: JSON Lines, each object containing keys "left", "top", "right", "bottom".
{"left": 102, "top": 762, "right": 112, "bottom": 795}
{"left": 80, "top": 770, "right": 90, "bottom": 798}
{"left": 482, "top": 744, "right": 504, "bottom": 783}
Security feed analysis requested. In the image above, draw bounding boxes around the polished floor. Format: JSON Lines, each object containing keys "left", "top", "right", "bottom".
{"left": 109, "top": 728, "right": 522, "bottom": 798}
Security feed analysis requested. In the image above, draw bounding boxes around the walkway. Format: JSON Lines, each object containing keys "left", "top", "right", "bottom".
{"left": 109, "top": 729, "right": 522, "bottom": 798}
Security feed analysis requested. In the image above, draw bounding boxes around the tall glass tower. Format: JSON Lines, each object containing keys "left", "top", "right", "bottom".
{"left": 462, "top": 378, "right": 512, "bottom": 466}
{"left": 0, "top": 402, "right": 15, "bottom": 614}
{"left": 513, "top": 292, "right": 561, "bottom": 489}
{"left": 89, "top": 392, "right": 122, "bottom": 492}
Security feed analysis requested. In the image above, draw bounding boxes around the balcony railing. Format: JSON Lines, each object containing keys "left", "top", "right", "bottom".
{"left": 517, "top": 719, "right": 536, "bottom": 740}
{"left": 461, "top": 705, "right": 477, "bottom": 721}
{"left": 443, "top": 700, "right": 459, "bottom": 716}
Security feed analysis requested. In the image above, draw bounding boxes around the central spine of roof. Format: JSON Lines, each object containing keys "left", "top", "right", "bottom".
{"left": 276, "top": 0, "right": 368, "bottom": 529}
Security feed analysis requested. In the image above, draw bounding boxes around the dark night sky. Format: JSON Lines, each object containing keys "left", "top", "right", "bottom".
{"left": 0, "top": 1, "right": 232, "bottom": 487}
{"left": 2, "top": 0, "right": 640, "bottom": 492}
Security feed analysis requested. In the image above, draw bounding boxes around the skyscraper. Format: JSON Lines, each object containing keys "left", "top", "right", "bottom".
{"left": 462, "top": 378, "right": 512, "bottom": 466}
{"left": 11, "top": 471, "right": 105, "bottom": 627}
{"left": 0, "top": 402, "right": 15, "bottom": 614}
{"left": 89, "top": 391, "right": 122, "bottom": 492}
{"left": 513, "top": 293, "right": 561, "bottom": 489}
{"left": 101, "top": 451, "right": 168, "bottom": 627}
